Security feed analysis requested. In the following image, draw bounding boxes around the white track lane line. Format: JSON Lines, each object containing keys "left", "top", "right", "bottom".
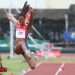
{"left": 54, "top": 63, "right": 64, "bottom": 75}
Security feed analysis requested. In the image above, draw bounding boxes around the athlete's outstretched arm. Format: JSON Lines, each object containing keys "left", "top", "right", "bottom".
{"left": 7, "top": 13, "right": 18, "bottom": 24}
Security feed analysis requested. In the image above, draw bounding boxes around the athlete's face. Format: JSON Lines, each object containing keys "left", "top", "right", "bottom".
{"left": 19, "top": 16, "right": 25, "bottom": 25}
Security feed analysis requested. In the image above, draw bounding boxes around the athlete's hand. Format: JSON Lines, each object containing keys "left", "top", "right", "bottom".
{"left": 7, "top": 13, "right": 18, "bottom": 23}
{"left": 7, "top": 13, "right": 14, "bottom": 20}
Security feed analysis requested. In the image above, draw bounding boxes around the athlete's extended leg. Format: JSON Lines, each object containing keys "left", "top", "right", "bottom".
{"left": 21, "top": 40, "right": 36, "bottom": 69}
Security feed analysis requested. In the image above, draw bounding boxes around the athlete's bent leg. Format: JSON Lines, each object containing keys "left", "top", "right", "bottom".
{"left": 15, "top": 39, "right": 36, "bottom": 69}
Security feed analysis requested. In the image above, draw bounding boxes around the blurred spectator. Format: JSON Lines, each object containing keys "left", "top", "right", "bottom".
{"left": 0, "top": 26, "right": 4, "bottom": 37}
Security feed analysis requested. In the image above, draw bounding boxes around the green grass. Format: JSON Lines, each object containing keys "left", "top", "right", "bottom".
{"left": 1, "top": 55, "right": 29, "bottom": 75}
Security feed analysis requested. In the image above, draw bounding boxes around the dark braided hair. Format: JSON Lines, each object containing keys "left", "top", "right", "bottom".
{"left": 19, "top": 1, "right": 30, "bottom": 17}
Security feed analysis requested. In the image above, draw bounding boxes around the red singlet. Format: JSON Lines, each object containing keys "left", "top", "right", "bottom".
{"left": 16, "top": 22, "right": 27, "bottom": 39}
